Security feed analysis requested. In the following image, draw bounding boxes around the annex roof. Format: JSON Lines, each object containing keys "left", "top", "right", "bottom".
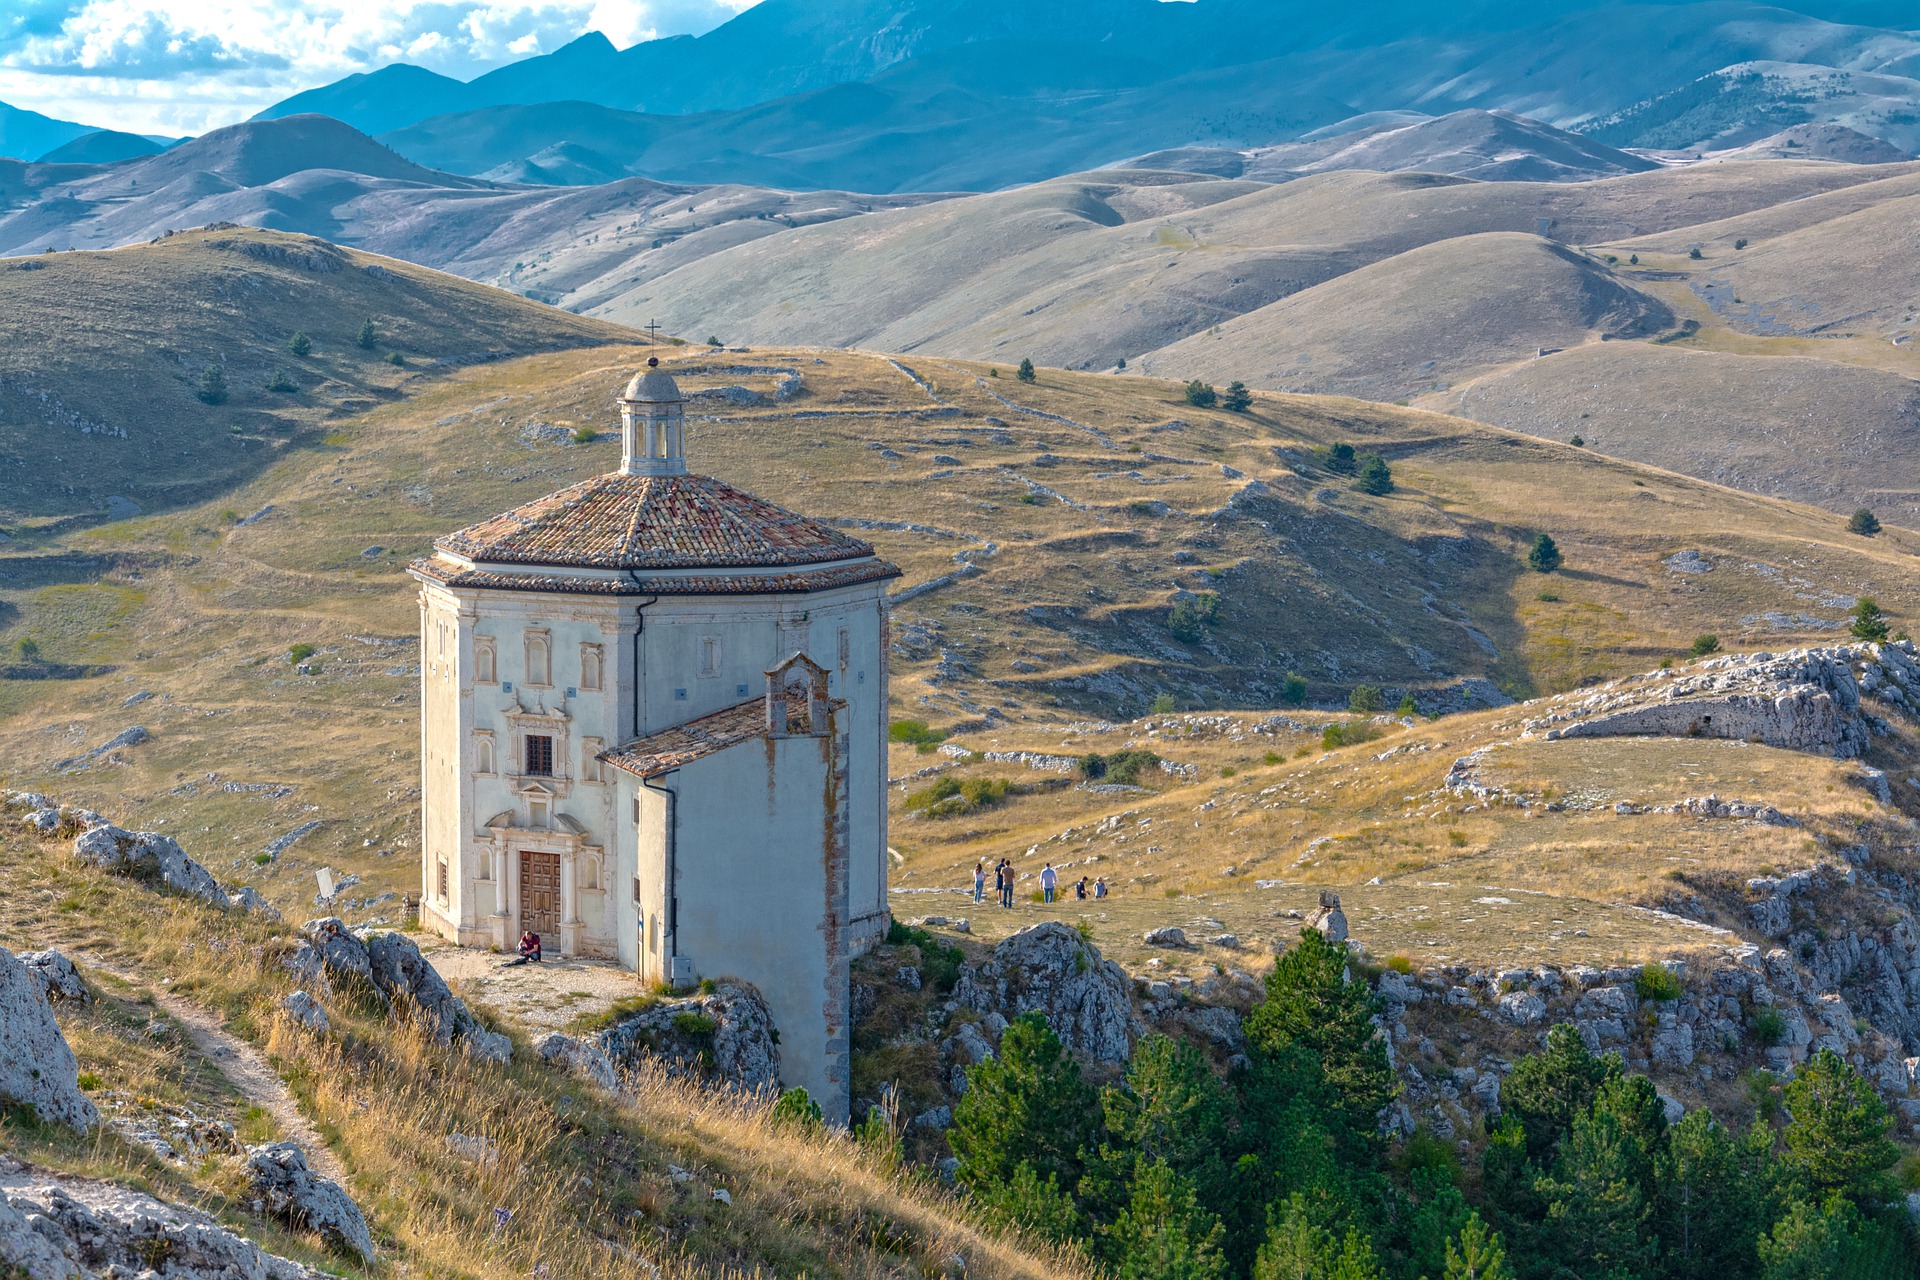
{"left": 432, "top": 471, "right": 878, "bottom": 571}
{"left": 600, "top": 692, "right": 844, "bottom": 779}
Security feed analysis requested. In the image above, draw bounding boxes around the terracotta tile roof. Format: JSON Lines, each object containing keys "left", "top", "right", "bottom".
{"left": 408, "top": 558, "right": 900, "bottom": 596}
{"left": 600, "top": 693, "right": 844, "bottom": 779}
{"left": 436, "top": 471, "right": 876, "bottom": 570}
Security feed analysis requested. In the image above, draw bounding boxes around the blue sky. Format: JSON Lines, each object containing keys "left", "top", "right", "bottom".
{"left": 0, "top": 0, "right": 762, "bottom": 136}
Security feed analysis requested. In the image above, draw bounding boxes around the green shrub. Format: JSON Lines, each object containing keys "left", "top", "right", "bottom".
{"left": 1016, "top": 358, "right": 1036, "bottom": 383}
{"left": 265, "top": 369, "right": 298, "bottom": 394}
{"left": 1348, "top": 684, "right": 1383, "bottom": 714}
{"left": 1167, "top": 591, "right": 1221, "bottom": 643}
{"left": 1750, "top": 1005, "right": 1788, "bottom": 1046}
{"left": 1568, "top": 434, "right": 1584, "bottom": 447}
{"left": 1527, "top": 533, "right": 1562, "bottom": 573}
{"left": 1635, "top": 963, "right": 1683, "bottom": 1002}
{"left": 1689, "top": 634, "right": 1720, "bottom": 659}
{"left": 770, "top": 1087, "right": 823, "bottom": 1129}
{"left": 1183, "top": 379, "right": 1217, "bottom": 409}
{"left": 571, "top": 427, "right": 595, "bottom": 443}
{"left": 904, "top": 775, "right": 1010, "bottom": 818}
{"left": 14, "top": 638, "right": 40, "bottom": 663}
{"left": 1734, "top": 238, "right": 1748, "bottom": 250}
{"left": 1078, "top": 753, "right": 1107, "bottom": 780}
{"left": 1850, "top": 597, "right": 1891, "bottom": 643}
{"left": 196, "top": 364, "right": 227, "bottom": 405}
{"left": 1222, "top": 380, "right": 1251, "bottom": 412}
{"left": 1281, "top": 672, "right": 1308, "bottom": 707}
{"left": 1322, "top": 442, "right": 1357, "bottom": 474}
{"left": 1688, "top": 247, "right": 1703, "bottom": 260}
{"left": 386, "top": 351, "right": 405, "bottom": 367}
{"left": 888, "top": 719, "right": 947, "bottom": 751}
{"left": 1147, "top": 692, "right": 1176, "bottom": 715}
{"left": 1848, "top": 508, "right": 1880, "bottom": 536}
{"left": 286, "top": 643, "right": 317, "bottom": 664}
{"left": 1353, "top": 453, "right": 1393, "bottom": 496}
{"left": 287, "top": 331, "right": 312, "bottom": 356}
{"left": 707, "top": 335, "right": 724, "bottom": 347}
{"left": 1322, "top": 721, "right": 1382, "bottom": 750}
{"left": 1396, "top": 693, "right": 1416, "bottom": 717}
{"left": 358, "top": 317, "right": 378, "bottom": 349}
{"left": 671, "top": 1011, "right": 718, "bottom": 1038}
{"left": 1105, "top": 749, "right": 1161, "bottom": 786}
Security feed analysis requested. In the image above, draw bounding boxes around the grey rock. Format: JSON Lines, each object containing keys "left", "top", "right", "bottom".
{"left": 1651, "top": 1023, "right": 1695, "bottom": 1067}
{"left": 1143, "top": 926, "right": 1187, "bottom": 948}
{"left": 1178, "top": 1004, "right": 1246, "bottom": 1053}
{"left": 1307, "top": 891, "right": 1349, "bottom": 944}
{"left": 0, "top": 950, "right": 96, "bottom": 1132}
{"left": 896, "top": 965, "right": 923, "bottom": 991}
{"left": 1497, "top": 992, "right": 1547, "bottom": 1026}
{"left": 231, "top": 885, "right": 282, "bottom": 921}
{"left": 912, "top": 1105, "right": 954, "bottom": 1132}
{"left": 535, "top": 1031, "right": 619, "bottom": 1091}
{"left": 1656, "top": 1092, "right": 1686, "bottom": 1125}
{"left": 73, "top": 824, "right": 230, "bottom": 909}
{"left": 955, "top": 922, "right": 1137, "bottom": 1062}
{"left": 364, "top": 931, "right": 510, "bottom": 1062}
{"left": 244, "top": 1142, "right": 375, "bottom": 1263}
{"left": 944, "top": 1021, "right": 996, "bottom": 1066}
{"left": 1575, "top": 985, "right": 1635, "bottom": 1020}
{"left": 0, "top": 1155, "right": 327, "bottom": 1278}
{"left": 299, "top": 918, "right": 372, "bottom": 989}
{"left": 280, "top": 991, "right": 328, "bottom": 1033}
{"left": 596, "top": 981, "right": 780, "bottom": 1095}
{"left": 1471, "top": 1072, "right": 1502, "bottom": 1112}
{"left": 15, "top": 950, "right": 86, "bottom": 1004}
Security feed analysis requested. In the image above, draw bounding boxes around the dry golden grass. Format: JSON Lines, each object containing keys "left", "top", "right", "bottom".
{"left": 0, "top": 832, "right": 1087, "bottom": 1279}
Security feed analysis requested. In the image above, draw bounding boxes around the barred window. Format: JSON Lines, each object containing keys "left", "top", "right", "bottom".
{"left": 524, "top": 734, "right": 554, "bottom": 776}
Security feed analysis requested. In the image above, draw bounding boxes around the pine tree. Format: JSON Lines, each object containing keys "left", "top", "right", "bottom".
{"left": 287, "top": 330, "right": 312, "bottom": 356}
{"left": 1222, "top": 381, "right": 1252, "bottom": 412}
{"left": 1847, "top": 598, "right": 1891, "bottom": 644}
{"left": 1653, "top": 1110, "right": 1776, "bottom": 1280}
{"left": 1782, "top": 1048, "right": 1900, "bottom": 1205}
{"left": 1441, "top": 1213, "right": 1516, "bottom": 1280}
{"left": 1535, "top": 1105, "right": 1658, "bottom": 1279}
{"left": 1242, "top": 929, "right": 1395, "bottom": 1140}
{"left": 1501, "top": 1023, "right": 1622, "bottom": 1164}
{"left": 1847, "top": 508, "right": 1880, "bottom": 536}
{"left": 196, "top": 363, "right": 227, "bottom": 405}
{"left": 1184, "top": 379, "right": 1217, "bottom": 408}
{"left": 949, "top": 1011, "right": 1099, "bottom": 1196}
{"left": 969, "top": 1160, "right": 1082, "bottom": 1244}
{"left": 1353, "top": 454, "right": 1392, "bottom": 496}
{"left": 1017, "top": 358, "right": 1037, "bottom": 383}
{"left": 1103, "top": 1158, "right": 1230, "bottom": 1280}
{"left": 1323, "top": 442, "right": 1357, "bottom": 474}
{"left": 1526, "top": 532, "right": 1562, "bottom": 573}
{"left": 1102, "top": 1034, "right": 1233, "bottom": 1196}
{"left": 358, "top": 317, "right": 378, "bottom": 349}
{"left": 1253, "top": 1196, "right": 1385, "bottom": 1280}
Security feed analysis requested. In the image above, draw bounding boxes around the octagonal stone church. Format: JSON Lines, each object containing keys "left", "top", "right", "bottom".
{"left": 410, "top": 358, "right": 897, "bottom": 1120}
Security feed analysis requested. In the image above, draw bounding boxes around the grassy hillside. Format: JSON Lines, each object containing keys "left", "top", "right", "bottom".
{"left": 0, "top": 344, "right": 1914, "bottom": 940}
{"left": 0, "top": 226, "right": 634, "bottom": 522}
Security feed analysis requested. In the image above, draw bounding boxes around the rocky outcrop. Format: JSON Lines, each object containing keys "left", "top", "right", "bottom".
{"left": 954, "top": 922, "right": 1137, "bottom": 1062}
{"left": 596, "top": 982, "right": 781, "bottom": 1095}
{"left": 1527, "top": 644, "right": 1920, "bottom": 758}
{"left": 280, "top": 991, "right": 328, "bottom": 1033}
{"left": 0, "top": 949, "right": 97, "bottom": 1132}
{"left": 72, "top": 824, "right": 230, "bottom": 909}
{"left": 15, "top": 950, "right": 87, "bottom": 1004}
{"left": 244, "top": 1143, "right": 375, "bottom": 1263}
{"left": 1, "top": 1154, "right": 325, "bottom": 1279}
{"left": 364, "top": 931, "right": 511, "bottom": 1062}
{"left": 535, "top": 1031, "right": 620, "bottom": 1091}
{"left": 290, "top": 921, "right": 509, "bottom": 1062}
{"left": 1307, "top": 891, "right": 1349, "bottom": 944}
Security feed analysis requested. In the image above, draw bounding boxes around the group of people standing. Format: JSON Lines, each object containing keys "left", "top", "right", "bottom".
{"left": 974, "top": 859, "right": 1107, "bottom": 907}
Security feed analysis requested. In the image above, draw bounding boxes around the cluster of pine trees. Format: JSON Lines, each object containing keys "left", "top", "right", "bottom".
{"left": 947, "top": 929, "right": 1916, "bottom": 1279}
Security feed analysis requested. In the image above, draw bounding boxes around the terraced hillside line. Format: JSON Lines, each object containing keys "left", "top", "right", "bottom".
{"left": 974, "top": 378, "right": 1119, "bottom": 446}
{"left": 78, "top": 952, "right": 348, "bottom": 1186}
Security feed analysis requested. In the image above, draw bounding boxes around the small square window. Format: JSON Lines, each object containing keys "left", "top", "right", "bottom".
{"left": 674, "top": 688, "right": 688, "bottom": 701}
{"left": 502, "top": 681, "right": 513, "bottom": 693}
{"left": 436, "top": 858, "right": 449, "bottom": 903}
{"left": 524, "top": 734, "right": 554, "bottom": 776}
{"left": 736, "top": 683, "right": 750, "bottom": 697}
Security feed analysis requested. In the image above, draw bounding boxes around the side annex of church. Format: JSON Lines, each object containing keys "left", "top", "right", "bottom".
{"left": 409, "top": 359, "right": 898, "bottom": 1121}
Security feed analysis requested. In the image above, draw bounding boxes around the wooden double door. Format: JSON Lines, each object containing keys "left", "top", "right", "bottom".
{"left": 519, "top": 849, "right": 562, "bottom": 938}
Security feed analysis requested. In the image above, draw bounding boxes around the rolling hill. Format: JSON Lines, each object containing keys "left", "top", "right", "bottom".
{"left": 0, "top": 226, "right": 634, "bottom": 523}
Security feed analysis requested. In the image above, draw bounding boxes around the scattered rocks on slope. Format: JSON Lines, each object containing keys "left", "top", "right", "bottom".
{"left": 244, "top": 1142, "right": 375, "bottom": 1264}
{"left": 595, "top": 982, "right": 781, "bottom": 1095}
{"left": 72, "top": 824, "right": 231, "bottom": 908}
{"left": 0, "top": 948, "right": 97, "bottom": 1132}
{"left": 14, "top": 950, "right": 87, "bottom": 1004}
{"left": 954, "top": 921, "right": 1137, "bottom": 1062}
{"left": 1, "top": 1154, "right": 326, "bottom": 1279}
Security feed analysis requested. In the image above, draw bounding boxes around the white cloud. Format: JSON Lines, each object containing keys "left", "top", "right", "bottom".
{"left": 0, "top": 0, "right": 762, "bottom": 134}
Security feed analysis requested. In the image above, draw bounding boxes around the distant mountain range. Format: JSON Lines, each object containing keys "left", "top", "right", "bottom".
{"left": 230, "top": 0, "right": 1920, "bottom": 192}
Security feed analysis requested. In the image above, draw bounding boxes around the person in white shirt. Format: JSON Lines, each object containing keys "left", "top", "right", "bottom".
{"left": 1040, "top": 862, "right": 1058, "bottom": 904}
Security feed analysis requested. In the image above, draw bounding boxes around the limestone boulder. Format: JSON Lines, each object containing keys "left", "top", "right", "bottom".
{"left": 535, "top": 1031, "right": 619, "bottom": 1091}
{"left": 299, "top": 918, "right": 372, "bottom": 990}
{"left": 1496, "top": 991, "right": 1546, "bottom": 1026}
{"left": 231, "top": 886, "right": 283, "bottom": 921}
{"left": 1143, "top": 926, "right": 1187, "bottom": 948}
{"left": 244, "top": 1143, "right": 375, "bottom": 1264}
{"left": 281, "top": 991, "right": 328, "bottom": 1034}
{"left": 14, "top": 951, "right": 86, "bottom": 1004}
{"left": 363, "top": 932, "right": 511, "bottom": 1062}
{"left": 954, "top": 922, "right": 1136, "bottom": 1063}
{"left": 1307, "top": 892, "right": 1349, "bottom": 944}
{"left": 595, "top": 982, "right": 781, "bottom": 1095}
{"left": 1, "top": 1154, "right": 326, "bottom": 1278}
{"left": 0, "top": 949, "right": 97, "bottom": 1132}
{"left": 73, "top": 824, "right": 230, "bottom": 909}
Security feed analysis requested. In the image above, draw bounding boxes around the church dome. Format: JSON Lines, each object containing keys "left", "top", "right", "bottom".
{"left": 433, "top": 471, "right": 877, "bottom": 571}
{"left": 622, "top": 357, "right": 684, "bottom": 403}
